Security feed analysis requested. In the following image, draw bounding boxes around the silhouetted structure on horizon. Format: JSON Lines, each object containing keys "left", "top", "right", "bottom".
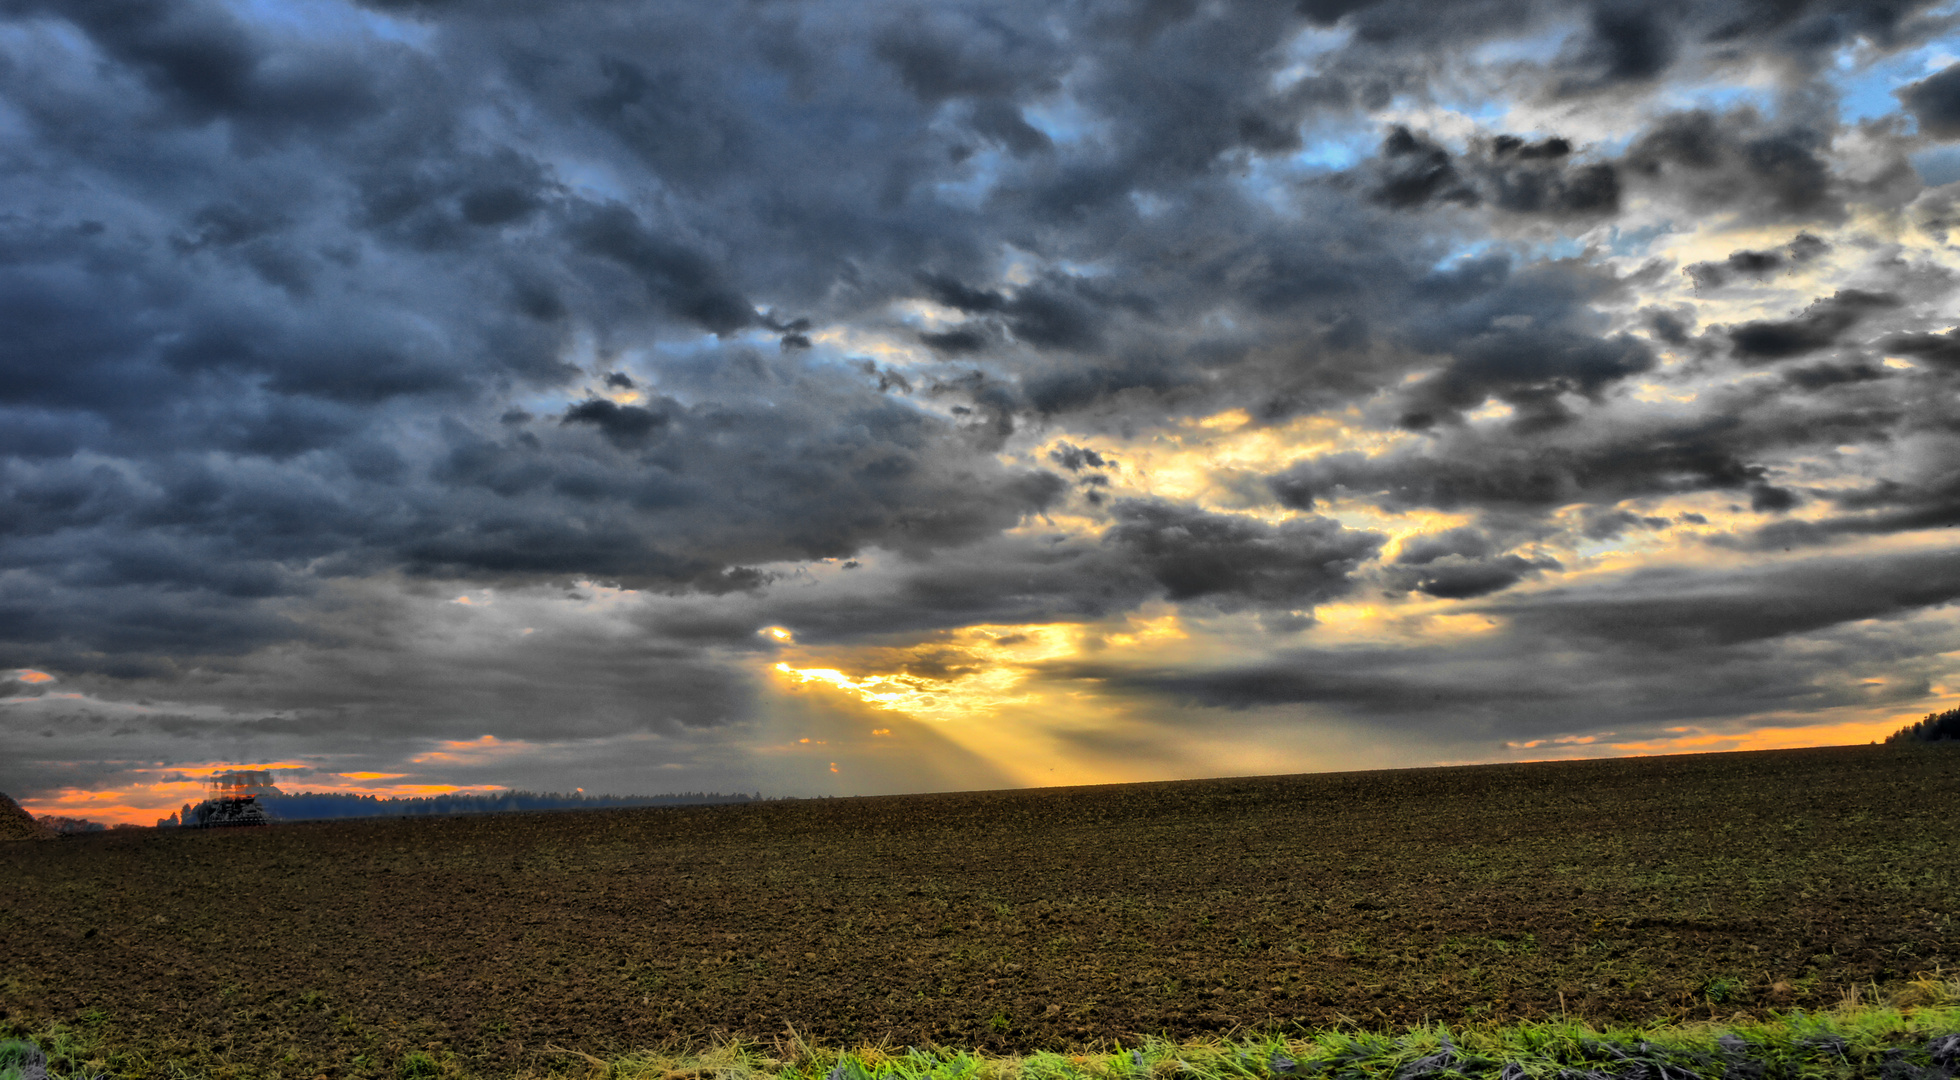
{"left": 185, "top": 771, "right": 280, "bottom": 828}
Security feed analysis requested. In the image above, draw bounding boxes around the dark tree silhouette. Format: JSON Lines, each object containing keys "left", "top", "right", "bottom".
{"left": 1886, "top": 707, "right": 1960, "bottom": 743}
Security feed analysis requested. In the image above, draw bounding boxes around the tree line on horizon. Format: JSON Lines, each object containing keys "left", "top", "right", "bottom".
{"left": 157, "top": 788, "right": 766, "bottom": 827}
{"left": 1885, "top": 708, "right": 1960, "bottom": 744}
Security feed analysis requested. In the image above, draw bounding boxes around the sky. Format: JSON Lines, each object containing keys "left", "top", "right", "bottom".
{"left": 5, "top": 0, "right": 1960, "bottom": 826}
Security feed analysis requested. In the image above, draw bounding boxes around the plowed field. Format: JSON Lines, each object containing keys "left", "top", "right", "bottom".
{"left": 2, "top": 746, "right": 1957, "bottom": 1079}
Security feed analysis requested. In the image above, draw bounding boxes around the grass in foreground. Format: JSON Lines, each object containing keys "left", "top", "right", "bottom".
{"left": 8, "top": 980, "right": 1960, "bottom": 1080}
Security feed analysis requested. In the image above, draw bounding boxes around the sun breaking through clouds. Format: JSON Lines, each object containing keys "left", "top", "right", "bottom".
{"left": 4, "top": 0, "right": 1960, "bottom": 821}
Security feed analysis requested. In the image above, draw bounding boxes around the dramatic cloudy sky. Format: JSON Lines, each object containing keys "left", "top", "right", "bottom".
{"left": 6, "top": 0, "right": 1960, "bottom": 824}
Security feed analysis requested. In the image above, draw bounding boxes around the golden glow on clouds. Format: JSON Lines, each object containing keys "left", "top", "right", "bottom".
{"left": 1464, "top": 399, "right": 1515, "bottom": 423}
{"left": 1629, "top": 381, "right": 1698, "bottom": 404}
{"left": 767, "top": 615, "right": 1247, "bottom": 788}
{"left": 412, "top": 734, "right": 533, "bottom": 765}
{"left": 1011, "top": 408, "right": 1416, "bottom": 522}
{"left": 12, "top": 669, "right": 54, "bottom": 684}
{"left": 1307, "top": 601, "right": 1504, "bottom": 644}
{"left": 1127, "top": 410, "right": 1413, "bottom": 506}
{"left": 774, "top": 622, "right": 1080, "bottom": 722}
{"left": 1101, "top": 613, "right": 1186, "bottom": 648}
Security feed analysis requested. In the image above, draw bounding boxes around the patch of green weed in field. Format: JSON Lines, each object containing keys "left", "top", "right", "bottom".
{"left": 1703, "top": 976, "right": 1744, "bottom": 1004}
{"left": 495, "top": 977, "right": 1960, "bottom": 1080}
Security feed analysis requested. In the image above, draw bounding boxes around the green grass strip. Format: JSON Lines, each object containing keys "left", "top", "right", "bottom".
{"left": 10, "top": 980, "right": 1960, "bottom": 1080}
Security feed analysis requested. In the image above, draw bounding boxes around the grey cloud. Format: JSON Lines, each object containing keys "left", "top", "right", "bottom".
{"left": 1625, "top": 109, "right": 1840, "bottom": 222}
{"left": 1728, "top": 289, "right": 1903, "bottom": 360}
{"left": 1383, "top": 255, "right": 1658, "bottom": 428}
{"left": 1557, "top": 4, "right": 1678, "bottom": 91}
{"left": 567, "top": 204, "right": 757, "bottom": 336}
{"left": 1385, "top": 526, "right": 1561, "bottom": 599}
{"left": 920, "top": 324, "right": 997, "bottom": 355}
{"left": 1388, "top": 553, "right": 1562, "bottom": 599}
{"left": 755, "top": 506, "right": 1385, "bottom": 648}
{"left": 20, "top": 0, "right": 386, "bottom": 137}
{"left": 1051, "top": 615, "right": 1949, "bottom": 743}
{"left": 1483, "top": 139, "right": 1621, "bottom": 217}
{"left": 1104, "top": 500, "right": 1385, "bottom": 608}
{"left": 1299, "top": 0, "right": 1945, "bottom": 85}
{"left": 1270, "top": 409, "right": 1803, "bottom": 518}
{"left": 1048, "top": 443, "right": 1110, "bottom": 471}
{"left": 1723, "top": 440, "right": 1960, "bottom": 549}
{"left": 1684, "top": 232, "right": 1828, "bottom": 289}
{"left": 873, "top": 9, "right": 1067, "bottom": 104}
{"left": 1041, "top": 546, "right": 1960, "bottom": 743}
{"left": 560, "top": 397, "right": 673, "bottom": 448}
{"left": 1579, "top": 507, "right": 1673, "bottom": 540}
{"left": 1371, "top": 126, "right": 1478, "bottom": 208}
{"left": 1900, "top": 63, "right": 1960, "bottom": 140}
{"left": 1369, "top": 128, "right": 1621, "bottom": 217}
{"left": 1485, "top": 547, "right": 1960, "bottom": 649}
{"left": 1882, "top": 328, "right": 1960, "bottom": 366}
{"left": 1781, "top": 358, "right": 1889, "bottom": 389}
{"left": 1394, "top": 526, "right": 1494, "bottom": 564}
{"left": 1397, "top": 323, "right": 1654, "bottom": 430}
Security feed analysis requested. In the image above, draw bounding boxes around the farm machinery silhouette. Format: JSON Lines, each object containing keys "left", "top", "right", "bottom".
{"left": 184, "top": 771, "right": 280, "bottom": 828}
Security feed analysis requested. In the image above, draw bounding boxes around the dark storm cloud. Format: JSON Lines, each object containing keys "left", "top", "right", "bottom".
{"left": 1557, "top": 4, "right": 1677, "bottom": 91}
{"left": 1883, "top": 328, "right": 1960, "bottom": 366}
{"left": 1053, "top": 615, "right": 1950, "bottom": 738}
{"left": 1624, "top": 110, "right": 1841, "bottom": 222}
{"left": 757, "top": 504, "right": 1384, "bottom": 646}
{"left": 9, "top": 0, "right": 385, "bottom": 136}
{"left": 1269, "top": 402, "right": 1817, "bottom": 520}
{"left": 1043, "top": 546, "right": 1960, "bottom": 744}
{"left": 1729, "top": 289, "right": 1903, "bottom": 360}
{"left": 1103, "top": 500, "right": 1385, "bottom": 608}
{"left": 560, "top": 397, "right": 673, "bottom": 447}
{"left": 1371, "top": 126, "right": 1479, "bottom": 209}
{"left": 1725, "top": 443, "right": 1960, "bottom": 550}
{"left": 566, "top": 204, "right": 757, "bottom": 336}
{"left": 1684, "top": 232, "right": 1829, "bottom": 289}
{"left": 1299, "top": 0, "right": 1946, "bottom": 89}
{"left": 1900, "top": 63, "right": 1960, "bottom": 140}
{"left": 1484, "top": 546, "right": 1960, "bottom": 649}
{"left": 2, "top": 0, "right": 1956, "bottom": 757}
{"left": 1337, "top": 252, "right": 1663, "bottom": 429}
{"left": 1383, "top": 527, "right": 1561, "bottom": 599}
{"left": 1048, "top": 443, "right": 1110, "bottom": 472}
{"left": 1368, "top": 128, "right": 1621, "bottom": 217}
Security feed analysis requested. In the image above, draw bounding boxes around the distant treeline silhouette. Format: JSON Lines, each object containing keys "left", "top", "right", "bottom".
{"left": 1886, "top": 707, "right": 1960, "bottom": 744}
{"left": 260, "top": 790, "right": 765, "bottom": 821}
{"left": 160, "top": 789, "right": 765, "bottom": 826}
{"left": 35, "top": 814, "right": 107, "bottom": 834}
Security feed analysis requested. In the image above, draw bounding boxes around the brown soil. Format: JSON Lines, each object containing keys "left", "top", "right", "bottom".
{"left": 2, "top": 745, "right": 1957, "bottom": 1079}
{"left": 0, "top": 791, "right": 55, "bottom": 842}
